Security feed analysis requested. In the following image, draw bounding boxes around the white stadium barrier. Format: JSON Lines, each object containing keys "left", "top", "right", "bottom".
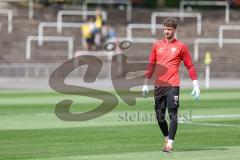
{"left": 3, "top": 0, "right": 33, "bottom": 19}
{"left": 38, "top": 22, "right": 83, "bottom": 46}
{"left": 57, "top": 10, "right": 107, "bottom": 33}
{"left": 127, "top": 23, "right": 163, "bottom": 39}
{"left": 194, "top": 38, "right": 240, "bottom": 61}
{"left": 180, "top": 0, "right": 230, "bottom": 23}
{"left": 0, "top": 9, "right": 12, "bottom": 33}
{"left": 26, "top": 36, "right": 74, "bottom": 60}
{"left": 83, "top": 0, "right": 132, "bottom": 22}
{"left": 218, "top": 25, "right": 240, "bottom": 48}
{"left": 151, "top": 12, "right": 202, "bottom": 35}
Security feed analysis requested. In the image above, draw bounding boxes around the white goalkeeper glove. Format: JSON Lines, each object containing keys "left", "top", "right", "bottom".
{"left": 142, "top": 79, "right": 150, "bottom": 98}
{"left": 191, "top": 80, "right": 200, "bottom": 101}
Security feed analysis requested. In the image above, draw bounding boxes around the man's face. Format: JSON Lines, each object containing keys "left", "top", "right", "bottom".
{"left": 163, "top": 26, "right": 176, "bottom": 39}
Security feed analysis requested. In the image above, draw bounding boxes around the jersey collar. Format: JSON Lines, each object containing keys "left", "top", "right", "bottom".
{"left": 164, "top": 38, "right": 176, "bottom": 44}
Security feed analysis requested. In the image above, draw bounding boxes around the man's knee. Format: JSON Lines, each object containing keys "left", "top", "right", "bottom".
{"left": 168, "top": 108, "right": 178, "bottom": 123}
{"left": 155, "top": 107, "right": 166, "bottom": 122}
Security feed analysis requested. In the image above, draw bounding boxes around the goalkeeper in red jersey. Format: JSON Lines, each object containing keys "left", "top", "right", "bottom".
{"left": 142, "top": 17, "right": 200, "bottom": 152}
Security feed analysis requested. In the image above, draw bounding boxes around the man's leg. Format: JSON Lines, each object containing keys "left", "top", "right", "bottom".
{"left": 154, "top": 96, "right": 169, "bottom": 140}
{"left": 162, "top": 108, "right": 178, "bottom": 152}
{"left": 168, "top": 107, "right": 178, "bottom": 141}
{"left": 163, "top": 87, "right": 179, "bottom": 152}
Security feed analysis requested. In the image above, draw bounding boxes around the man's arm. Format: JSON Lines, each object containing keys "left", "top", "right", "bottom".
{"left": 145, "top": 43, "right": 157, "bottom": 79}
{"left": 181, "top": 44, "right": 200, "bottom": 101}
{"left": 142, "top": 43, "right": 156, "bottom": 98}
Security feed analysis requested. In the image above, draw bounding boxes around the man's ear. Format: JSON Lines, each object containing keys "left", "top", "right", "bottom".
{"left": 173, "top": 28, "right": 177, "bottom": 34}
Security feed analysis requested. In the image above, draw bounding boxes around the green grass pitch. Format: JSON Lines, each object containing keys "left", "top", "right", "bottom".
{"left": 0, "top": 89, "right": 240, "bottom": 160}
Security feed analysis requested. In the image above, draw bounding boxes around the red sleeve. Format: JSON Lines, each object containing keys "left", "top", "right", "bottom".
{"left": 181, "top": 44, "right": 197, "bottom": 80}
{"left": 145, "top": 42, "right": 156, "bottom": 79}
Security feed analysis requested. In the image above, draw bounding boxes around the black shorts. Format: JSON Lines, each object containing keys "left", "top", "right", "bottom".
{"left": 154, "top": 86, "right": 180, "bottom": 109}
{"left": 86, "top": 37, "right": 94, "bottom": 45}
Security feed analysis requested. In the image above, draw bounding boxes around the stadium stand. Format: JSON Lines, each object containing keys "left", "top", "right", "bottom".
{"left": 0, "top": 1, "right": 240, "bottom": 78}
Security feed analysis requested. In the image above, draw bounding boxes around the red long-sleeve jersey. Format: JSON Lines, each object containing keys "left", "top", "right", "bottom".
{"left": 145, "top": 38, "right": 197, "bottom": 86}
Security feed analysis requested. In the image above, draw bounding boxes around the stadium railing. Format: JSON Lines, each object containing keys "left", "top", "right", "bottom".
{"left": 218, "top": 25, "right": 240, "bottom": 48}
{"left": 26, "top": 36, "right": 74, "bottom": 60}
{"left": 126, "top": 23, "right": 178, "bottom": 41}
{"left": 0, "top": 9, "right": 12, "bottom": 33}
{"left": 38, "top": 22, "right": 83, "bottom": 46}
{"left": 194, "top": 38, "right": 240, "bottom": 61}
{"left": 82, "top": 0, "right": 132, "bottom": 22}
{"left": 127, "top": 23, "right": 163, "bottom": 40}
{"left": 151, "top": 12, "right": 202, "bottom": 35}
{"left": 180, "top": 0, "right": 230, "bottom": 24}
{"left": 57, "top": 10, "right": 107, "bottom": 33}
{"left": 3, "top": 0, "right": 34, "bottom": 19}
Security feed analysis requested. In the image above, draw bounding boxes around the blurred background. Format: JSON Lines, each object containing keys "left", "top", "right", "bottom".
{"left": 0, "top": 0, "right": 239, "bottom": 89}
{"left": 1, "top": 1, "right": 240, "bottom": 160}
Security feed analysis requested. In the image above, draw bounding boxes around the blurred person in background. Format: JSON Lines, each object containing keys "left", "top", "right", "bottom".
{"left": 93, "top": 9, "right": 103, "bottom": 48}
{"left": 102, "top": 22, "right": 116, "bottom": 42}
{"left": 81, "top": 18, "right": 95, "bottom": 51}
{"left": 80, "top": 9, "right": 103, "bottom": 51}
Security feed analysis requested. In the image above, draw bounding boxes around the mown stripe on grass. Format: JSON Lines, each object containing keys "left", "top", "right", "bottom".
{"left": 29, "top": 146, "right": 240, "bottom": 160}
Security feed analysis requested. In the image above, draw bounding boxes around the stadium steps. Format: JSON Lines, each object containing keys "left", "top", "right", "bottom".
{"left": 0, "top": 3, "right": 240, "bottom": 78}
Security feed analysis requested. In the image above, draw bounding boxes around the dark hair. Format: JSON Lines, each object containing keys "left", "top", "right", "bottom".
{"left": 163, "top": 17, "right": 178, "bottom": 29}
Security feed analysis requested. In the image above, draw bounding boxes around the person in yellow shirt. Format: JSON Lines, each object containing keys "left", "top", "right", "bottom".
{"left": 92, "top": 9, "right": 103, "bottom": 47}
{"left": 81, "top": 9, "right": 103, "bottom": 50}
{"left": 81, "top": 20, "right": 94, "bottom": 50}
{"left": 95, "top": 9, "right": 102, "bottom": 30}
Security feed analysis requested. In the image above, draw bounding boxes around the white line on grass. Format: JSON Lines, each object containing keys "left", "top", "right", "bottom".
{"left": 180, "top": 114, "right": 240, "bottom": 127}
{"left": 181, "top": 121, "right": 240, "bottom": 127}
{"left": 192, "top": 114, "right": 240, "bottom": 119}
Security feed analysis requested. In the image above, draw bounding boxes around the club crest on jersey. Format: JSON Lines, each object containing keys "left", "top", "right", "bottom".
{"left": 174, "top": 96, "right": 178, "bottom": 102}
{"left": 158, "top": 47, "right": 163, "bottom": 54}
{"left": 170, "top": 47, "right": 177, "bottom": 56}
